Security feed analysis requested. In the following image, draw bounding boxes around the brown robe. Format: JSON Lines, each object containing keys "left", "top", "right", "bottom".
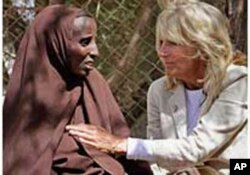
{"left": 3, "top": 5, "right": 152, "bottom": 175}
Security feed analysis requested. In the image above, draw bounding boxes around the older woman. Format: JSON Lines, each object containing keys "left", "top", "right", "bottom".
{"left": 3, "top": 4, "right": 152, "bottom": 175}
{"left": 66, "top": 1, "right": 247, "bottom": 175}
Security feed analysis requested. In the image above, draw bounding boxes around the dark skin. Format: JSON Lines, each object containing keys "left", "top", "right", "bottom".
{"left": 66, "top": 16, "right": 127, "bottom": 155}
{"left": 65, "top": 40, "right": 207, "bottom": 155}
{"left": 68, "top": 16, "right": 99, "bottom": 77}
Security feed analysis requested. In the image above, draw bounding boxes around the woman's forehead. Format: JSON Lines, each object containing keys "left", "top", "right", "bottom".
{"left": 73, "top": 16, "right": 96, "bottom": 33}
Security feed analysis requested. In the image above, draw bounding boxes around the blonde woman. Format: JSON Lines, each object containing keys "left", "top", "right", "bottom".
{"left": 65, "top": 1, "right": 247, "bottom": 174}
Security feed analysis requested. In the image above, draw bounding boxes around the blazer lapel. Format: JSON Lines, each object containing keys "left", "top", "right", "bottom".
{"left": 168, "top": 85, "right": 188, "bottom": 138}
{"left": 199, "top": 91, "right": 208, "bottom": 116}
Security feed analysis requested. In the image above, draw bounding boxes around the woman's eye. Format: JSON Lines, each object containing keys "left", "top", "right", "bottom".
{"left": 160, "top": 40, "right": 178, "bottom": 47}
{"left": 79, "top": 37, "right": 92, "bottom": 46}
{"left": 168, "top": 41, "right": 178, "bottom": 46}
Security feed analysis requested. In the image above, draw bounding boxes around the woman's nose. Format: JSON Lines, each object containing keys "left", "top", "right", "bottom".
{"left": 158, "top": 44, "right": 170, "bottom": 57}
{"left": 90, "top": 42, "right": 99, "bottom": 57}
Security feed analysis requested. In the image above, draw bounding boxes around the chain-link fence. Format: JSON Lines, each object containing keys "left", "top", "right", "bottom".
{"left": 3, "top": 0, "right": 247, "bottom": 137}
{"left": 3, "top": 0, "right": 163, "bottom": 137}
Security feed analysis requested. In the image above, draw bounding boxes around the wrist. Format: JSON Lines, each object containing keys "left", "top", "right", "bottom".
{"left": 111, "top": 138, "right": 127, "bottom": 155}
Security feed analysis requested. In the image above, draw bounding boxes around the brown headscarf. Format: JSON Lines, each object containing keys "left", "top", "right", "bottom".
{"left": 3, "top": 5, "right": 152, "bottom": 175}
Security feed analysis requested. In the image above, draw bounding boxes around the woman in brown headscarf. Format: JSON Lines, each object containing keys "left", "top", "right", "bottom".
{"left": 3, "top": 5, "right": 152, "bottom": 175}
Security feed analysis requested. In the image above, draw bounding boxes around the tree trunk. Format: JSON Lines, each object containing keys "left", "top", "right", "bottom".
{"left": 226, "top": 0, "right": 247, "bottom": 54}
{"left": 107, "top": 0, "right": 154, "bottom": 88}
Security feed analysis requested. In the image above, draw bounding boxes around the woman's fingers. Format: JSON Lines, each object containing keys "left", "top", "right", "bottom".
{"left": 65, "top": 123, "right": 125, "bottom": 154}
{"left": 69, "top": 130, "right": 102, "bottom": 148}
{"left": 66, "top": 124, "right": 104, "bottom": 134}
{"left": 67, "top": 124, "right": 108, "bottom": 146}
{"left": 77, "top": 137, "right": 96, "bottom": 147}
{"left": 66, "top": 123, "right": 90, "bottom": 131}
{"left": 70, "top": 131, "right": 112, "bottom": 153}
{"left": 68, "top": 129, "right": 95, "bottom": 141}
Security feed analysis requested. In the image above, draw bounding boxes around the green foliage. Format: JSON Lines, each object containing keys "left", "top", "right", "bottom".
{"left": 3, "top": 0, "right": 247, "bottom": 137}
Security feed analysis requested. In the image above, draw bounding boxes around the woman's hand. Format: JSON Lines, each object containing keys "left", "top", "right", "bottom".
{"left": 65, "top": 123, "right": 127, "bottom": 155}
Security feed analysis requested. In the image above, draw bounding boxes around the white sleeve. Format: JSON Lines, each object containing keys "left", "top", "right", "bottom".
{"left": 147, "top": 83, "right": 162, "bottom": 139}
{"left": 126, "top": 137, "right": 155, "bottom": 162}
{"left": 128, "top": 76, "right": 247, "bottom": 172}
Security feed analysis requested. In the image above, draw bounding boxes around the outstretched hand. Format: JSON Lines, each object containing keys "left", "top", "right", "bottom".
{"left": 65, "top": 123, "right": 127, "bottom": 155}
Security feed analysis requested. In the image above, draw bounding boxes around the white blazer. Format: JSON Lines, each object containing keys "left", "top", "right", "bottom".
{"left": 146, "top": 64, "right": 247, "bottom": 174}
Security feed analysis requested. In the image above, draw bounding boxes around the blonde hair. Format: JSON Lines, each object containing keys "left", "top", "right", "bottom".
{"left": 156, "top": 1, "right": 234, "bottom": 110}
{"left": 157, "top": 0, "right": 198, "bottom": 9}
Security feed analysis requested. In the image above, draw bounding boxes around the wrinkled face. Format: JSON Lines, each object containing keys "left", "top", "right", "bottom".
{"left": 68, "top": 16, "right": 99, "bottom": 77}
{"left": 157, "top": 40, "right": 205, "bottom": 82}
